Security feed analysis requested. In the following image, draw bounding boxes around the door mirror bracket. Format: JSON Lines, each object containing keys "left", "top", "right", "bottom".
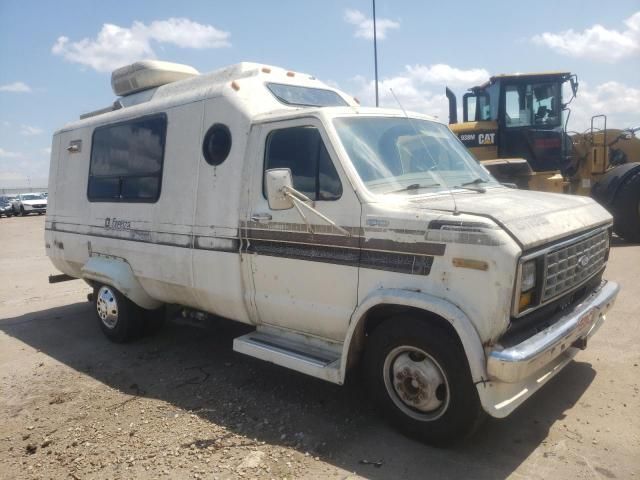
{"left": 264, "top": 168, "right": 350, "bottom": 236}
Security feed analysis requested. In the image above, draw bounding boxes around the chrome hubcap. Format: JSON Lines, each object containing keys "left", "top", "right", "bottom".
{"left": 96, "top": 286, "right": 118, "bottom": 329}
{"left": 383, "top": 346, "right": 449, "bottom": 421}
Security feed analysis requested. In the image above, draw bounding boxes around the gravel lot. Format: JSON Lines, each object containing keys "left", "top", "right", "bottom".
{"left": 1, "top": 215, "right": 639, "bottom": 479}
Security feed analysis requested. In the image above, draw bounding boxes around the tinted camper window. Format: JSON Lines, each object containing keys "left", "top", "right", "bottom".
{"left": 88, "top": 114, "right": 167, "bottom": 202}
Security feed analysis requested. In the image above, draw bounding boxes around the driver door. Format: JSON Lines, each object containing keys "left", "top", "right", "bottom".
{"left": 244, "top": 118, "right": 361, "bottom": 342}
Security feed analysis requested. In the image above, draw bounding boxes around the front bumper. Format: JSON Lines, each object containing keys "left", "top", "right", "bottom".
{"left": 487, "top": 280, "right": 619, "bottom": 383}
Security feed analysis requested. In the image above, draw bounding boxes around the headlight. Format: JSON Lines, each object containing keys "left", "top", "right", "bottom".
{"left": 516, "top": 259, "right": 538, "bottom": 314}
{"left": 521, "top": 260, "right": 536, "bottom": 292}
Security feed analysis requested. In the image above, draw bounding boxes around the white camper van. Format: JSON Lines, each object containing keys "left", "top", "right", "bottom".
{"left": 46, "top": 60, "right": 619, "bottom": 444}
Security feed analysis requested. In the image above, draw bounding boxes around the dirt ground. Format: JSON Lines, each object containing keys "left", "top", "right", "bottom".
{"left": 0, "top": 215, "right": 638, "bottom": 480}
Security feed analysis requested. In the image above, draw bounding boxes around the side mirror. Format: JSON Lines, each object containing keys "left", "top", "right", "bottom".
{"left": 265, "top": 168, "right": 294, "bottom": 210}
{"left": 570, "top": 77, "right": 579, "bottom": 97}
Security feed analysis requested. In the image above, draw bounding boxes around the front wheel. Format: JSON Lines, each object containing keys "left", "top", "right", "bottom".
{"left": 94, "top": 285, "right": 144, "bottom": 342}
{"left": 19, "top": 206, "right": 25, "bottom": 216}
{"left": 364, "top": 317, "right": 484, "bottom": 446}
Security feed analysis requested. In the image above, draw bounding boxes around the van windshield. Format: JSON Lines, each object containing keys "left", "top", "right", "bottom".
{"left": 332, "top": 117, "right": 497, "bottom": 194}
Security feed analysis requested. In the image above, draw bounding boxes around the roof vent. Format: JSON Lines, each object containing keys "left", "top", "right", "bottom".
{"left": 111, "top": 60, "right": 199, "bottom": 97}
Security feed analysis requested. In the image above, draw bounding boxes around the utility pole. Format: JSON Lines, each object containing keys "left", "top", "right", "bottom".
{"left": 373, "top": 0, "right": 379, "bottom": 107}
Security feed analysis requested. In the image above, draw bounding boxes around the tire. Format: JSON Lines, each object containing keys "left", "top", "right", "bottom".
{"left": 364, "top": 317, "right": 484, "bottom": 446}
{"left": 611, "top": 170, "right": 640, "bottom": 243}
{"left": 19, "top": 206, "right": 25, "bottom": 217}
{"left": 93, "top": 285, "right": 145, "bottom": 342}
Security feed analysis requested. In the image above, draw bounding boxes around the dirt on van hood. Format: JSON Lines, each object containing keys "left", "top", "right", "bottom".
{"left": 409, "top": 188, "right": 612, "bottom": 249}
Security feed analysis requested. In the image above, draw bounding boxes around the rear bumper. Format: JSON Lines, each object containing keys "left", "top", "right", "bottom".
{"left": 487, "top": 280, "right": 619, "bottom": 383}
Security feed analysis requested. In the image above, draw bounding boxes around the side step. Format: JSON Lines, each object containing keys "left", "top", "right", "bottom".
{"left": 233, "top": 329, "right": 342, "bottom": 384}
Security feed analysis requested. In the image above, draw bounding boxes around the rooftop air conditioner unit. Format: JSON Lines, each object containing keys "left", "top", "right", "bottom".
{"left": 111, "top": 60, "right": 200, "bottom": 97}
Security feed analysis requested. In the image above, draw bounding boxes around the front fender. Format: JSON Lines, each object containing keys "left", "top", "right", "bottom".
{"left": 81, "top": 256, "right": 162, "bottom": 310}
{"left": 340, "top": 288, "right": 488, "bottom": 384}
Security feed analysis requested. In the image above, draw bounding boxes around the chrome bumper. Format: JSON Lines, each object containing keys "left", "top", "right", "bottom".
{"left": 488, "top": 280, "right": 619, "bottom": 383}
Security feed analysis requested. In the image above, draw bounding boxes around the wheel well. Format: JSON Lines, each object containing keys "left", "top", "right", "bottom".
{"left": 345, "top": 304, "right": 463, "bottom": 380}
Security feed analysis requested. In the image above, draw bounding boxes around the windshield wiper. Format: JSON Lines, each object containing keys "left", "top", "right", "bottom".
{"left": 461, "top": 177, "right": 489, "bottom": 186}
{"left": 387, "top": 182, "right": 441, "bottom": 194}
{"left": 454, "top": 177, "right": 488, "bottom": 193}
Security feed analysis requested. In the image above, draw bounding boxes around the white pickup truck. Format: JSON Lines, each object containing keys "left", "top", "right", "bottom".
{"left": 46, "top": 61, "right": 619, "bottom": 444}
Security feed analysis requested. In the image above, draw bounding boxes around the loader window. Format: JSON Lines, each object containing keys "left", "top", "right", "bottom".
{"left": 264, "top": 126, "right": 342, "bottom": 201}
{"left": 88, "top": 114, "right": 167, "bottom": 202}
{"left": 505, "top": 85, "right": 532, "bottom": 127}
{"left": 504, "top": 83, "right": 560, "bottom": 128}
{"left": 532, "top": 82, "right": 560, "bottom": 126}
{"left": 463, "top": 93, "right": 491, "bottom": 122}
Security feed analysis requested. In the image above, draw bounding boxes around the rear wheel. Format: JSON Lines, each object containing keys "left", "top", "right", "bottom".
{"left": 611, "top": 170, "right": 640, "bottom": 243}
{"left": 364, "top": 317, "right": 484, "bottom": 446}
{"left": 19, "top": 206, "right": 25, "bottom": 216}
{"left": 94, "top": 285, "right": 144, "bottom": 342}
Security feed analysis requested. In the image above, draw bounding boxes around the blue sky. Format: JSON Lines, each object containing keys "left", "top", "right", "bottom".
{"left": 1, "top": 0, "right": 639, "bottom": 188}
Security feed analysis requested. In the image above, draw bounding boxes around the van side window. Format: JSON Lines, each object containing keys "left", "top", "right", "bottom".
{"left": 88, "top": 114, "right": 167, "bottom": 202}
{"left": 202, "top": 123, "right": 232, "bottom": 166}
{"left": 264, "top": 126, "right": 342, "bottom": 201}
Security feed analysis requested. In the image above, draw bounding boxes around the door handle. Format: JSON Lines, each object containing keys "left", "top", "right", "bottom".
{"left": 251, "top": 213, "right": 272, "bottom": 222}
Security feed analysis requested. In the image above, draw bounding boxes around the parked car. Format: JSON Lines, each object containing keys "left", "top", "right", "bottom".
{"left": 12, "top": 193, "right": 47, "bottom": 216}
{"left": 0, "top": 197, "right": 14, "bottom": 217}
{"left": 46, "top": 61, "right": 619, "bottom": 445}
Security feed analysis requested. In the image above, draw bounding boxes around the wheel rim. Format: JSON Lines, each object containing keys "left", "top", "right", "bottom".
{"left": 96, "top": 286, "right": 119, "bottom": 329}
{"left": 383, "top": 346, "right": 450, "bottom": 421}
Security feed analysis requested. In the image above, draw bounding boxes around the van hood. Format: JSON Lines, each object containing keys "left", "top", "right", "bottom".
{"left": 23, "top": 199, "right": 47, "bottom": 206}
{"left": 408, "top": 188, "right": 612, "bottom": 250}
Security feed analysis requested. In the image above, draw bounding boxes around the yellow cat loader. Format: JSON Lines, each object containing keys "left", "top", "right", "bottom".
{"left": 446, "top": 73, "right": 640, "bottom": 241}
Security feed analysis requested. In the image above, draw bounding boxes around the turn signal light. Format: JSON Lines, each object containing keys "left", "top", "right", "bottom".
{"left": 519, "top": 291, "right": 533, "bottom": 312}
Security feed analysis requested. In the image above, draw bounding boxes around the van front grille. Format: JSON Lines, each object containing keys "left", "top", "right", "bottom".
{"left": 542, "top": 229, "right": 609, "bottom": 302}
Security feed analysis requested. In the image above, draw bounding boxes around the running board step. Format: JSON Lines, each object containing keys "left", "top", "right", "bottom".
{"left": 233, "top": 330, "right": 342, "bottom": 384}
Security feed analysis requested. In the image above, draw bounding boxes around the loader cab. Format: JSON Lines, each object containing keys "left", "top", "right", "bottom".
{"left": 450, "top": 72, "right": 578, "bottom": 172}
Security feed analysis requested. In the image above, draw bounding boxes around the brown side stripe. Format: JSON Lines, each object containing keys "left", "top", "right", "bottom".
{"left": 245, "top": 239, "right": 435, "bottom": 276}
{"left": 244, "top": 228, "right": 446, "bottom": 256}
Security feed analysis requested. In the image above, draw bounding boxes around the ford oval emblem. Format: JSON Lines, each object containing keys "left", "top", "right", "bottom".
{"left": 578, "top": 254, "right": 590, "bottom": 269}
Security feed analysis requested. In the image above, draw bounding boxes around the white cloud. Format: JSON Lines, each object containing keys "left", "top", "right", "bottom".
{"left": 567, "top": 81, "right": 640, "bottom": 131}
{"left": 19, "top": 125, "right": 43, "bottom": 136}
{"left": 350, "top": 63, "right": 489, "bottom": 121}
{"left": 143, "top": 18, "right": 230, "bottom": 49}
{"left": 40, "top": 147, "right": 52, "bottom": 156}
{"left": 532, "top": 11, "right": 640, "bottom": 62}
{"left": 52, "top": 17, "right": 231, "bottom": 72}
{"left": 0, "top": 82, "right": 32, "bottom": 93}
{"left": 344, "top": 9, "right": 399, "bottom": 40}
{"left": 406, "top": 64, "right": 489, "bottom": 87}
{"left": 0, "top": 147, "right": 21, "bottom": 158}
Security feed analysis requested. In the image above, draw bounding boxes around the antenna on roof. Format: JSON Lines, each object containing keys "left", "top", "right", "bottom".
{"left": 388, "top": 88, "right": 460, "bottom": 216}
{"left": 372, "top": 0, "right": 379, "bottom": 107}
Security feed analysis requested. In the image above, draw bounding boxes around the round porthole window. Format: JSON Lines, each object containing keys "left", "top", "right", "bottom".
{"left": 202, "top": 124, "right": 232, "bottom": 166}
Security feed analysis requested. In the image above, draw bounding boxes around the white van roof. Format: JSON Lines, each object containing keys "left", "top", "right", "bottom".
{"left": 66, "top": 61, "right": 359, "bottom": 131}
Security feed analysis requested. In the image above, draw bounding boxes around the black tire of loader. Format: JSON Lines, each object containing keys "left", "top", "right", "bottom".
{"left": 612, "top": 170, "right": 640, "bottom": 243}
